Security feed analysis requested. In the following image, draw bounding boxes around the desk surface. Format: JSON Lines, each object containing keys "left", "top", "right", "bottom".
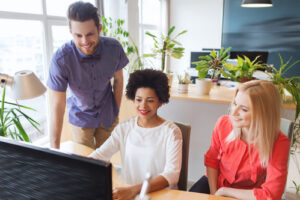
{"left": 171, "top": 84, "right": 296, "bottom": 110}
{"left": 60, "top": 141, "right": 236, "bottom": 200}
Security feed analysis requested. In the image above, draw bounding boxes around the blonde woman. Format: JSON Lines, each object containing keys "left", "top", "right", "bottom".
{"left": 190, "top": 80, "right": 290, "bottom": 200}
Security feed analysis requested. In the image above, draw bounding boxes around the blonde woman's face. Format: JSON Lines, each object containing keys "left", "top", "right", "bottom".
{"left": 230, "top": 91, "right": 252, "bottom": 129}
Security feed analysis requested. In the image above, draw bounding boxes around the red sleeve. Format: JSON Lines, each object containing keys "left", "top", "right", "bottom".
{"left": 253, "top": 133, "right": 290, "bottom": 200}
{"left": 204, "top": 115, "right": 230, "bottom": 169}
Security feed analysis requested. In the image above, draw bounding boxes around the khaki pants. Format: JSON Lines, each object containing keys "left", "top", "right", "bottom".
{"left": 70, "top": 118, "right": 119, "bottom": 149}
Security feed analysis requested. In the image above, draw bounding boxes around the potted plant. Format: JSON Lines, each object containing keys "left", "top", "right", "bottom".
{"left": 0, "top": 88, "right": 41, "bottom": 142}
{"left": 267, "top": 55, "right": 300, "bottom": 196}
{"left": 222, "top": 55, "right": 266, "bottom": 82}
{"left": 177, "top": 73, "right": 192, "bottom": 94}
{"left": 144, "top": 26, "right": 187, "bottom": 86}
{"left": 193, "top": 47, "right": 231, "bottom": 95}
{"left": 267, "top": 55, "right": 300, "bottom": 114}
{"left": 102, "top": 17, "right": 143, "bottom": 73}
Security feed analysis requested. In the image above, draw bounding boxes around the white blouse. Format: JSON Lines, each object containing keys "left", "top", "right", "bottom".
{"left": 89, "top": 117, "right": 182, "bottom": 188}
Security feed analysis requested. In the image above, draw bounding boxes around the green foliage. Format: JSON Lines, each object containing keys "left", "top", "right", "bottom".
{"left": 0, "top": 88, "right": 40, "bottom": 142}
{"left": 177, "top": 73, "right": 192, "bottom": 84}
{"left": 223, "top": 55, "right": 265, "bottom": 82}
{"left": 293, "top": 180, "right": 300, "bottom": 194}
{"left": 267, "top": 55, "right": 300, "bottom": 120}
{"left": 193, "top": 47, "right": 231, "bottom": 80}
{"left": 101, "top": 16, "right": 143, "bottom": 73}
{"left": 145, "top": 26, "right": 187, "bottom": 72}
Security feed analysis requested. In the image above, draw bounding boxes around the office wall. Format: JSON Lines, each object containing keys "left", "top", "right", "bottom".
{"left": 169, "top": 0, "right": 224, "bottom": 74}
{"left": 222, "top": 0, "right": 300, "bottom": 77}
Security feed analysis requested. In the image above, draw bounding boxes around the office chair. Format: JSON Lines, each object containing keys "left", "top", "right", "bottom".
{"left": 280, "top": 118, "right": 294, "bottom": 140}
{"left": 174, "top": 121, "right": 191, "bottom": 191}
{"left": 280, "top": 118, "right": 295, "bottom": 200}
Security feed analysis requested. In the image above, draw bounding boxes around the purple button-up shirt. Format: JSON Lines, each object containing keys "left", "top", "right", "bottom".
{"left": 47, "top": 37, "right": 129, "bottom": 129}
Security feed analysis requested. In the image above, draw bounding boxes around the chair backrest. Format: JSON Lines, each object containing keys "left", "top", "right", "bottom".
{"left": 280, "top": 118, "right": 294, "bottom": 140}
{"left": 280, "top": 118, "right": 294, "bottom": 199}
{"left": 174, "top": 122, "right": 191, "bottom": 191}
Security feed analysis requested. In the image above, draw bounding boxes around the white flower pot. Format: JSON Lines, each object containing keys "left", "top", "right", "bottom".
{"left": 195, "top": 78, "right": 212, "bottom": 95}
{"left": 177, "top": 84, "right": 189, "bottom": 94}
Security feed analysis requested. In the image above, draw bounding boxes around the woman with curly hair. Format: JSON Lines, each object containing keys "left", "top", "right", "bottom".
{"left": 90, "top": 69, "right": 182, "bottom": 200}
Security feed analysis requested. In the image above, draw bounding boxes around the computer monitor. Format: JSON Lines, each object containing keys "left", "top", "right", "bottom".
{"left": 190, "top": 51, "right": 211, "bottom": 68}
{"left": 230, "top": 51, "right": 269, "bottom": 64}
{"left": 0, "top": 137, "right": 112, "bottom": 200}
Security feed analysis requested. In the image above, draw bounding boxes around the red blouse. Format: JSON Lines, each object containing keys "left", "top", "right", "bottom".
{"left": 205, "top": 115, "right": 290, "bottom": 200}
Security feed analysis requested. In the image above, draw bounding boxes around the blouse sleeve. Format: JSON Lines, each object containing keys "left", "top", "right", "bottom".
{"left": 88, "top": 125, "right": 121, "bottom": 161}
{"left": 253, "top": 134, "right": 290, "bottom": 200}
{"left": 204, "top": 116, "right": 225, "bottom": 170}
{"left": 160, "top": 126, "right": 183, "bottom": 188}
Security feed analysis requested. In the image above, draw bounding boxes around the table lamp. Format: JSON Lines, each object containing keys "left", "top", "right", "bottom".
{"left": 0, "top": 70, "right": 46, "bottom": 100}
{"left": 241, "top": 0, "right": 273, "bottom": 7}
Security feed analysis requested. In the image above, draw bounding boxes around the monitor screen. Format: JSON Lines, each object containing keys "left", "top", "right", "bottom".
{"left": 190, "top": 51, "right": 211, "bottom": 68}
{"left": 230, "top": 51, "right": 269, "bottom": 63}
{"left": 0, "top": 137, "right": 112, "bottom": 200}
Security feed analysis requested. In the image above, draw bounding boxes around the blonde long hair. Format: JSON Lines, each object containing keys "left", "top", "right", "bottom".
{"left": 226, "top": 80, "right": 282, "bottom": 167}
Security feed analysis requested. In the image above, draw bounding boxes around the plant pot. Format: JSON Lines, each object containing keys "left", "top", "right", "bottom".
{"left": 195, "top": 78, "right": 212, "bottom": 95}
{"left": 177, "top": 84, "right": 189, "bottom": 94}
{"left": 239, "top": 77, "right": 256, "bottom": 83}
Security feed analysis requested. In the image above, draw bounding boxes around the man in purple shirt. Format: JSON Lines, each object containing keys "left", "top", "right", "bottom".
{"left": 47, "top": 2, "right": 128, "bottom": 149}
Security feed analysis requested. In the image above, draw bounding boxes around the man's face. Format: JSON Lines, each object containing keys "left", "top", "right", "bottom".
{"left": 70, "top": 19, "right": 102, "bottom": 55}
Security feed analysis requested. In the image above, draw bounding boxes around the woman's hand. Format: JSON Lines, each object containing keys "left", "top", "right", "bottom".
{"left": 215, "top": 187, "right": 256, "bottom": 200}
{"left": 215, "top": 187, "right": 226, "bottom": 196}
{"left": 113, "top": 186, "right": 138, "bottom": 200}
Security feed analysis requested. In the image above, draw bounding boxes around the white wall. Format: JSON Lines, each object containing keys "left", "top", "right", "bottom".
{"left": 169, "top": 0, "right": 224, "bottom": 74}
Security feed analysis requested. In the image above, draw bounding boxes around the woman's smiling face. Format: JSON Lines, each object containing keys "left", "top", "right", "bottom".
{"left": 230, "top": 91, "right": 252, "bottom": 129}
{"left": 134, "top": 87, "right": 162, "bottom": 120}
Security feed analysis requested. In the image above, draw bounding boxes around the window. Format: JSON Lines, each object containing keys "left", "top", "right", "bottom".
{"left": 0, "top": 0, "right": 96, "bottom": 144}
{"left": 139, "top": 0, "right": 168, "bottom": 69}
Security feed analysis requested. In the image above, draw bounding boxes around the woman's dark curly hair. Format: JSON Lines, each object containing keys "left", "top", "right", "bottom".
{"left": 126, "top": 69, "right": 170, "bottom": 103}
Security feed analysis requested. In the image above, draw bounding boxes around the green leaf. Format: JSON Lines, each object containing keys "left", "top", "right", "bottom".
{"left": 166, "top": 44, "right": 175, "bottom": 49}
{"left": 1, "top": 88, "right": 5, "bottom": 124}
{"left": 145, "top": 32, "right": 157, "bottom": 38}
{"left": 174, "top": 30, "right": 187, "bottom": 39}
{"left": 167, "top": 26, "right": 175, "bottom": 36}
{"left": 12, "top": 118, "right": 30, "bottom": 142}
{"left": 210, "top": 50, "right": 217, "bottom": 58}
{"left": 142, "top": 53, "right": 157, "bottom": 58}
{"left": 171, "top": 40, "right": 182, "bottom": 45}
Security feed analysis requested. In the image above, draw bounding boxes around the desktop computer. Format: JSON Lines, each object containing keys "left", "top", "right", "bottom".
{"left": 0, "top": 137, "right": 112, "bottom": 200}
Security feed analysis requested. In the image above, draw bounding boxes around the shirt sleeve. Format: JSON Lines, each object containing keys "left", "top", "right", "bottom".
{"left": 47, "top": 52, "right": 68, "bottom": 92}
{"left": 89, "top": 125, "right": 121, "bottom": 161}
{"left": 204, "top": 116, "right": 225, "bottom": 170}
{"left": 253, "top": 134, "right": 290, "bottom": 200}
{"left": 159, "top": 126, "right": 183, "bottom": 188}
{"left": 115, "top": 42, "right": 129, "bottom": 72}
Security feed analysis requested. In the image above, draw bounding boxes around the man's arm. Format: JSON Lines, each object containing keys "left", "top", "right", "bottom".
{"left": 113, "top": 69, "right": 123, "bottom": 109}
{"left": 49, "top": 89, "right": 66, "bottom": 149}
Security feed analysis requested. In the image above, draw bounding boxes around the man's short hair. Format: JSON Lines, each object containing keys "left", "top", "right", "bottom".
{"left": 67, "top": 1, "right": 100, "bottom": 29}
